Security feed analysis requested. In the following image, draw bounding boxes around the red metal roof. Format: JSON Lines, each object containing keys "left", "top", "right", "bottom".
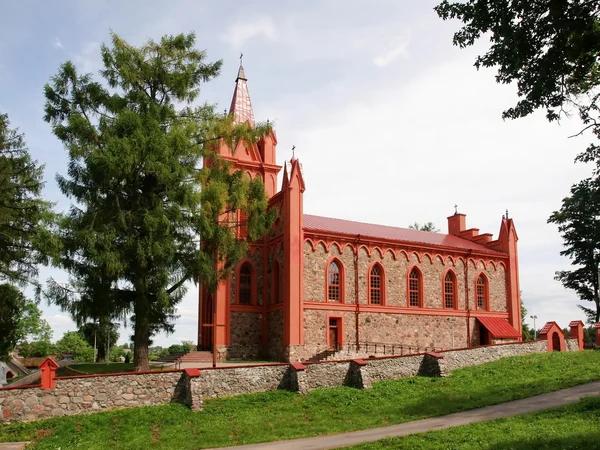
{"left": 539, "top": 321, "right": 559, "bottom": 335}
{"left": 477, "top": 317, "right": 521, "bottom": 338}
{"left": 568, "top": 320, "right": 583, "bottom": 327}
{"left": 303, "top": 215, "right": 504, "bottom": 255}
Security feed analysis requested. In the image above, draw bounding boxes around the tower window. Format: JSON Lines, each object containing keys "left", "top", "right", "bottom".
{"left": 238, "top": 263, "right": 252, "bottom": 305}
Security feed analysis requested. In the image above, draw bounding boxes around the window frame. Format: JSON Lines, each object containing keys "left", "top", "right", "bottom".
{"left": 442, "top": 269, "right": 458, "bottom": 309}
{"left": 236, "top": 261, "right": 256, "bottom": 305}
{"left": 475, "top": 272, "right": 489, "bottom": 311}
{"left": 271, "top": 259, "right": 281, "bottom": 305}
{"left": 325, "top": 258, "right": 345, "bottom": 303}
{"left": 407, "top": 266, "right": 423, "bottom": 308}
{"left": 368, "top": 262, "right": 386, "bottom": 306}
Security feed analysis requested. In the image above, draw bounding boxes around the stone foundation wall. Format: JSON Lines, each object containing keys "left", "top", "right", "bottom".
{"left": 440, "top": 340, "right": 548, "bottom": 371}
{"left": 0, "top": 370, "right": 186, "bottom": 423}
{"left": 566, "top": 338, "right": 580, "bottom": 352}
{"left": 196, "top": 365, "right": 290, "bottom": 398}
{"left": 303, "top": 308, "right": 473, "bottom": 356}
{"left": 0, "top": 339, "right": 578, "bottom": 424}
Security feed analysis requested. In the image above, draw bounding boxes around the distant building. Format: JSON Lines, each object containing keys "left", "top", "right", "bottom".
{"left": 197, "top": 65, "right": 522, "bottom": 362}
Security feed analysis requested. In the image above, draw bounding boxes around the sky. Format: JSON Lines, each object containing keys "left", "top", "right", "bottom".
{"left": 0, "top": 1, "right": 595, "bottom": 346}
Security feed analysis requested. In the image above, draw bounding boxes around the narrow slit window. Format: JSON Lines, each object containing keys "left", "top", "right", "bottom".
{"left": 239, "top": 263, "right": 252, "bottom": 305}
{"left": 444, "top": 271, "right": 456, "bottom": 309}
{"left": 369, "top": 265, "right": 383, "bottom": 305}
{"left": 476, "top": 274, "right": 487, "bottom": 310}
{"left": 328, "top": 261, "right": 341, "bottom": 302}
{"left": 409, "top": 268, "right": 421, "bottom": 307}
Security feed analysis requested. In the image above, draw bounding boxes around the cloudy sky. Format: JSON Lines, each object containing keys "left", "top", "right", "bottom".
{"left": 1, "top": 1, "right": 594, "bottom": 346}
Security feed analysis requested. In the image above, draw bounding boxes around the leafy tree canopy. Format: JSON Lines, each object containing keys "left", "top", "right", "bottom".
{"left": 0, "top": 284, "right": 52, "bottom": 361}
{"left": 0, "top": 113, "right": 56, "bottom": 286}
{"left": 435, "top": 0, "right": 600, "bottom": 162}
{"left": 408, "top": 222, "right": 440, "bottom": 232}
{"left": 548, "top": 177, "right": 600, "bottom": 324}
{"left": 44, "top": 32, "right": 274, "bottom": 370}
{"left": 55, "top": 331, "right": 94, "bottom": 362}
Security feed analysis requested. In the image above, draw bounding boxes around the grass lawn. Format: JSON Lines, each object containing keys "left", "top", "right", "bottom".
{"left": 346, "top": 396, "right": 600, "bottom": 449}
{"left": 0, "top": 351, "right": 599, "bottom": 449}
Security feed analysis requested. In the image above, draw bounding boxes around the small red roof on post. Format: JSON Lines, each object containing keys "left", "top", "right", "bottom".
{"left": 477, "top": 317, "right": 521, "bottom": 338}
{"left": 40, "top": 357, "right": 59, "bottom": 390}
{"left": 540, "top": 321, "right": 560, "bottom": 335}
{"left": 569, "top": 320, "right": 584, "bottom": 327}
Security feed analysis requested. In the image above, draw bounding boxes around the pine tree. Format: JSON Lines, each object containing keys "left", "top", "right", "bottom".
{"left": 44, "top": 32, "right": 274, "bottom": 370}
{"left": 0, "top": 113, "right": 56, "bottom": 285}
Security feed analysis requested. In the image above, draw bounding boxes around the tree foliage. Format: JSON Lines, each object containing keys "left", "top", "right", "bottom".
{"left": 0, "top": 113, "right": 56, "bottom": 286}
{"left": 0, "top": 284, "right": 52, "bottom": 361}
{"left": 78, "top": 321, "right": 119, "bottom": 362}
{"left": 55, "top": 331, "right": 94, "bottom": 362}
{"left": 548, "top": 177, "right": 600, "bottom": 324}
{"left": 44, "top": 32, "right": 274, "bottom": 370}
{"left": 435, "top": 0, "right": 600, "bottom": 161}
{"left": 408, "top": 222, "right": 440, "bottom": 232}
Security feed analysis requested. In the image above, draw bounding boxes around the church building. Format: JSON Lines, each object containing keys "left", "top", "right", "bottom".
{"left": 197, "top": 64, "right": 523, "bottom": 362}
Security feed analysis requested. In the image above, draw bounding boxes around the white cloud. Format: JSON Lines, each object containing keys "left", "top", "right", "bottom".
{"left": 373, "top": 37, "right": 410, "bottom": 67}
{"left": 73, "top": 41, "right": 102, "bottom": 74}
{"left": 221, "top": 17, "right": 278, "bottom": 48}
{"left": 53, "top": 37, "right": 63, "bottom": 50}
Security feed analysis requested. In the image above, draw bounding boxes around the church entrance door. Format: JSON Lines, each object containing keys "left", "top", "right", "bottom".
{"left": 200, "top": 291, "right": 214, "bottom": 350}
{"left": 328, "top": 318, "right": 340, "bottom": 351}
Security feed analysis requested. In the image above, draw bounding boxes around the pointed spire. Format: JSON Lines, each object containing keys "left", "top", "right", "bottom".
{"left": 229, "top": 57, "right": 255, "bottom": 126}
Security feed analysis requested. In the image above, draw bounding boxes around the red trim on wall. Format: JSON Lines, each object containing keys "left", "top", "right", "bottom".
{"left": 303, "top": 301, "right": 510, "bottom": 318}
{"left": 325, "top": 256, "right": 345, "bottom": 304}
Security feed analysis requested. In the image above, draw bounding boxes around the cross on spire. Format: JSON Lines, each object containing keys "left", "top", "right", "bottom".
{"left": 454, "top": 204, "right": 458, "bottom": 214}
{"left": 240, "top": 52, "right": 243, "bottom": 65}
{"left": 292, "top": 145, "right": 296, "bottom": 158}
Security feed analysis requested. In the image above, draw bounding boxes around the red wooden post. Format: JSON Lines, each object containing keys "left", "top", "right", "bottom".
{"left": 569, "top": 320, "right": 584, "bottom": 350}
{"left": 595, "top": 323, "right": 600, "bottom": 347}
{"left": 39, "top": 357, "right": 59, "bottom": 390}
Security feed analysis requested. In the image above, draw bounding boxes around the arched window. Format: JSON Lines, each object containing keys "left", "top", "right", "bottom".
{"left": 444, "top": 271, "right": 457, "bottom": 309}
{"left": 238, "top": 263, "right": 252, "bottom": 305}
{"left": 408, "top": 267, "right": 422, "bottom": 307}
{"left": 476, "top": 274, "right": 488, "bottom": 310}
{"left": 327, "top": 260, "right": 342, "bottom": 302}
{"left": 369, "top": 264, "right": 384, "bottom": 305}
{"left": 238, "top": 209, "right": 248, "bottom": 239}
{"left": 272, "top": 260, "right": 280, "bottom": 305}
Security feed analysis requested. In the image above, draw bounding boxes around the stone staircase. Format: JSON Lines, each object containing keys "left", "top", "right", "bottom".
{"left": 176, "top": 351, "right": 214, "bottom": 365}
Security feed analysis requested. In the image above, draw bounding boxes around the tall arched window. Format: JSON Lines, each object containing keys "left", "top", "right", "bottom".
{"left": 369, "top": 264, "right": 384, "bottom": 305}
{"left": 408, "top": 267, "right": 422, "bottom": 307}
{"left": 327, "top": 260, "right": 342, "bottom": 302}
{"left": 271, "top": 260, "right": 280, "bottom": 305}
{"left": 444, "top": 271, "right": 457, "bottom": 309}
{"left": 476, "top": 274, "right": 488, "bottom": 310}
{"left": 238, "top": 263, "right": 252, "bottom": 305}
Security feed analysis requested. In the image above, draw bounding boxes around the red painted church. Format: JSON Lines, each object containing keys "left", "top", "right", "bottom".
{"left": 197, "top": 65, "right": 522, "bottom": 362}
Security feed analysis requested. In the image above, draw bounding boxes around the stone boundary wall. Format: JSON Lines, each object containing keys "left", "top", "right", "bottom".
{"left": 0, "top": 339, "right": 579, "bottom": 424}
{"left": 0, "top": 370, "right": 187, "bottom": 423}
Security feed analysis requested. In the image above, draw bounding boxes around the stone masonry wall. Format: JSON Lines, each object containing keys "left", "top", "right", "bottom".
{"left": 0, "top": 340, "right": 579, "bottom": 423}
{"left": 440, "top": 340, "right": 548, "bottom": 371}
{"left": 0, "top": 370, "right": 186, "bottom": 423}
{"left": 303, "top": 309, "right": 471, "bottom": 358}
{"left": 303, "top": 241, "right": 507, "bottom": 312}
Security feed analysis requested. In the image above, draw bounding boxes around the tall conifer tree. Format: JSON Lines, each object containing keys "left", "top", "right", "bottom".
{"left": 45, "top": 32, "right": 274, "bottom": 370}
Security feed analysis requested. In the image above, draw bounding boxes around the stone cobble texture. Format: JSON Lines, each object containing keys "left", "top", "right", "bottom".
{"left": 0, "top": 371, "right": 186, "bottom": 423}
{"left": 0, "top": 340, "right": 578, "bottom": 424}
